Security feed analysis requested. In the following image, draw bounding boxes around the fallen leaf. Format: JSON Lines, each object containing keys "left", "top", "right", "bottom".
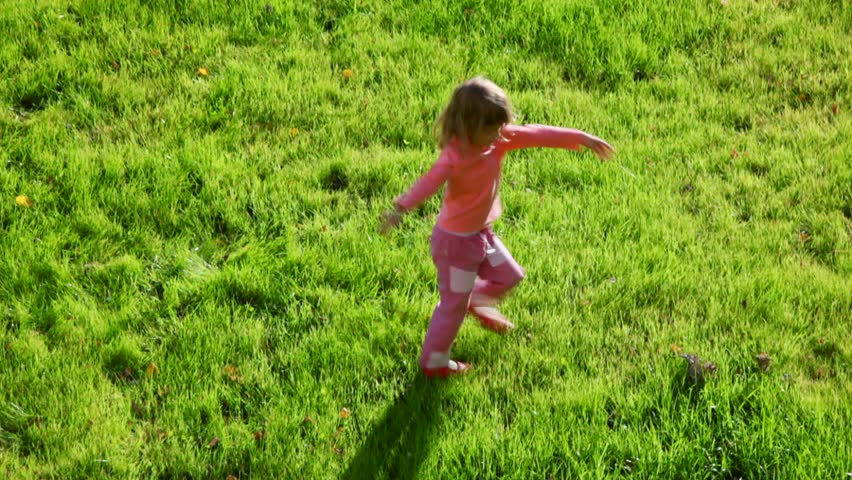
{"left": 184, "top": 44, "right": 192, "bottom": 51}
{"left": 679, "top": 352, "right": 714, "bottom": 387}
{"left": 150, "top": 48, "right": 161, "bottom": 56}
{"left": 830, "top": 104, "right": 839, "bottom": 116}
{"left": 197, "top": 67, "right": 209, "bottom": 77}
{"left": 339, "top": 407, "right": 351, "bottom": 419}
{"left": 302, "top": 415, "right": 314, "bottom": 425}
{"left": 146, "top": 362, "right": 160, "bottom": 378}
{"left": 290, "top": 127, "right": 299, "bottom": 137}
{"left": 253, "top": 431, "right": 266, "bottom": 441}
{"left": 16, "top": 195, "right": 33, "bottom": 208}
{"left": 671, "top": 343, "right": 682, "bottom": 353}
{"left": 730, "top": 149, "right": 740, "bottom": 158}
{"left": 111, "top": 60, "right": 121, "bottom": 71}
{"left": 756, "top": 352, "right": 771, "bottom": 372}
{"left": 224, "top": 365, "right": 243, "bottom": 382}
{"left": 119, "top": 366, "right": 134, "bottom": 381}
{"left": 798, "top": 230, "right": 812, "bottom": 243}
{"left": 343, "top": 68, "right": 353, "bottom": 79}
{"left": 207, "top": 436, "right": 220, "bottom": 448}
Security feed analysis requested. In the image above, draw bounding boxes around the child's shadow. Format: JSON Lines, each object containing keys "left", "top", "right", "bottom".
{"left": 341, "top": 375, "right": 444, "bottom": 480}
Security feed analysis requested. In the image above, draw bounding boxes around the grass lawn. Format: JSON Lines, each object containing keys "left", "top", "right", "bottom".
{"left": 1, "top": 0, "right": 850, "bottom": 478}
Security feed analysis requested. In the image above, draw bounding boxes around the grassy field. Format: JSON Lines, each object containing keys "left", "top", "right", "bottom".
{"left": 1, "top": 0, "right": 850, "bottom": 478}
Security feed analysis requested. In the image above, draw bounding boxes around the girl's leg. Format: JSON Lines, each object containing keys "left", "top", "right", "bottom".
{"left": 473, "top": 228, "right": 525, "bottom": 302}
{"left": 420, "top": 228, "right": 486, "bottom": 371}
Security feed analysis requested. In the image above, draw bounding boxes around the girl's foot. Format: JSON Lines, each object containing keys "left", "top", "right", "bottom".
{"left": 468, "top": 305, "right": 515, "bottom": 334}
{"left": 422, "top": 360, "right": 471, "bottom": 378}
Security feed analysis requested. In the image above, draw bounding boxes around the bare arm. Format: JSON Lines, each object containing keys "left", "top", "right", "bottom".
{"left": 380, "top": 157, "right": 452, "bottom": 234}
{"left": 500, "top": 124, "right": 615, "bottom": 160}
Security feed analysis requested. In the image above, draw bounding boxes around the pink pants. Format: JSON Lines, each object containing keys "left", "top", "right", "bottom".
{"left": 419, "top": 225, "right": 525, "bottom": 368}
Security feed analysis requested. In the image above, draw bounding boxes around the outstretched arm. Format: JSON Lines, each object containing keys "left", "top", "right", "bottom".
{"left": 500, "top": 124, "right": 615, "bottom": 160}
{"left": 379, "top": 158, "right": 452, "bottom": 234}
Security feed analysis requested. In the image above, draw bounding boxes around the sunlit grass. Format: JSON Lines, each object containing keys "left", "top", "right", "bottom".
{"left": 1, "top": 0, "right": 850, "bottom": 478}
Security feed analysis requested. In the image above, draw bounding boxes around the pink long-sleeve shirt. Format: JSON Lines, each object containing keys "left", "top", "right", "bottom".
{"left": 395, "top": 123, "right": 590, "bottom": 234}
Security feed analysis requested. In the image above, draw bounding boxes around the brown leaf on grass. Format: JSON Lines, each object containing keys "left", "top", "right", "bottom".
{"left": 145, "top": 362, "right": 160, "bottom": 378}
{"left": 339, "top": 407, "right": 351, "bottom": 419}
{"left": 730, "top": 149, "right": 740, "bottom": 158}
{"left": 224, "top": 365, "right": 243, "bottom": 382}
{"left": 207, "top": 436, "right": 221, "bottom": 448}
{"left": 679, "top": 352, "right": 716, "bottom": 387}
{"left": 253, "top": 430, "right": 266, "bottom": 442}
{"left": 111, "top": 60, "right": 121, "bottom": 71}
{"left": 118, "top": 366, "right": 134, "bottom": 382}
{"left": 15, "top": 195, "right": 33, "bottom": 208}
{"left": 150, "top": 48, "right": 161, "bottom": 56}
{"left": 184, "top": 44, "right": 192, "bottom": 51}
{"left": 798, "top": 230, "right": 812, "bottom": 243}
{"left": 756, "top": 352, "right": 771, "bottom": 372}
{"left": 831, "top": 104, "right": 839, "bottom": 116}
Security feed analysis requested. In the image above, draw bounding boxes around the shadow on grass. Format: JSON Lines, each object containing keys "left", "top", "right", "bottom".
{"left": 341, "top": 374, "right": 445, "bottom": 480}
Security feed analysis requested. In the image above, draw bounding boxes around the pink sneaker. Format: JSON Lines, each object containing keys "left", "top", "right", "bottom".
{"left": 468, "top": 305, "right": 515, "bottom": 334}
{"left": 422, "top": 361, "right": 471, "bottom": 378}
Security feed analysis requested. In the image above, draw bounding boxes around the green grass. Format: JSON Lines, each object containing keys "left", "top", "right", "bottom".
{"left": 1, "top": 0, "right": 850, "bottom": 478}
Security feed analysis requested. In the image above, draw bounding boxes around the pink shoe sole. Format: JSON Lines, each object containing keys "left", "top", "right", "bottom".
{"left": 422, "top": 362, "right": 471, "bottom": 378}
{"left": 468, "top": 305, "right": 515, "bottom": 334}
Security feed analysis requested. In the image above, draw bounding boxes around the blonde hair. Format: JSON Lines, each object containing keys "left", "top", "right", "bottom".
{"left": 436, "top": 76, "right": 514, "bottom": 149}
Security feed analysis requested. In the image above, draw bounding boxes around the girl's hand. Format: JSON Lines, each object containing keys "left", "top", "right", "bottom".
{"left": 379, "top": 208, "right": 403, "bottom": 234}
{"left": 584, "top": 135, "right": 615, "bottom": 161}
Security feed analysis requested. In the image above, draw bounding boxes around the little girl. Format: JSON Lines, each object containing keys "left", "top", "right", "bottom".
{"left": 381, "top": 76, "right": 614, "bottom": 378}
